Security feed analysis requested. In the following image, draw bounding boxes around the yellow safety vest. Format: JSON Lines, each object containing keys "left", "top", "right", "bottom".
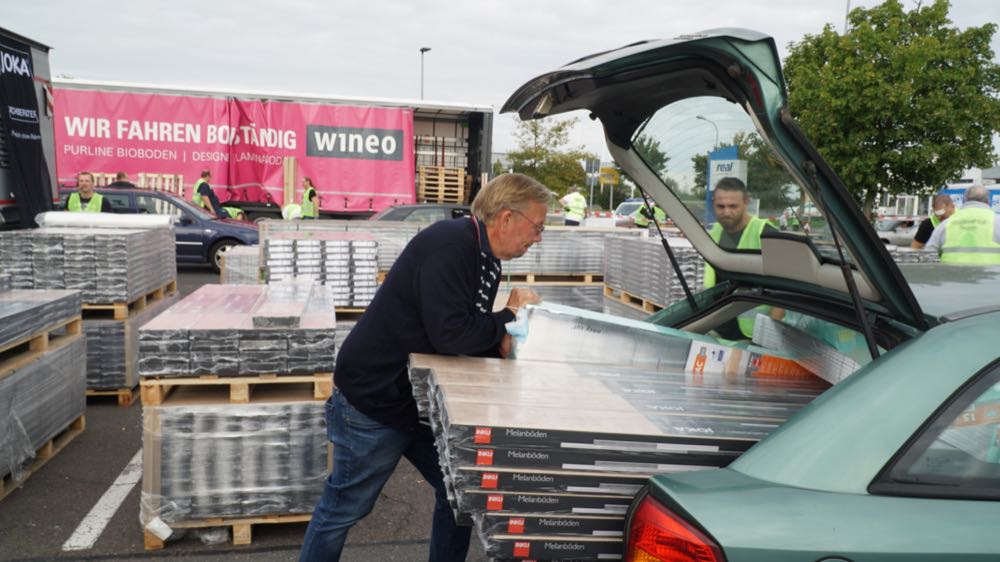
{"left": 302, "top": 187, "right": 318, "bottom": 217}
{"left": 561, "top": 192, "right": 587, "bottom": 222}
{"left": 67, "top": 192, "right": 104, "bottom": 213}
{"left": 633, "top": 205, "right": 666, "bottom": 228}
{"left": 192, "top": 178, "right": 209, "bottom": 209}
{"left": 705, "top": 216, "right": 771, "bottom": 338}
{"left": 940, "top": 207, "right": 1000, "bottom": 265}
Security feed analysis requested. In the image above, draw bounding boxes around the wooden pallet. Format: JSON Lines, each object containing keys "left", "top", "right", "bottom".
{"left": 140, "top": 372, "right": 333, "bottom": 406}
{"left": 1, "top": 415, "right": 86, "bottom": 502}
{"left": 503, "top": 273, "right": 604, "bottom": 285}
{"left": 86, "top": 387, "right": 139, "bottom": 407}
{"left": 0, "top": 317, "right": 83, "bottom": 380}
{"left": 603, "top": 285, "right": 664, "bottom": 313}
{"left": 418, "top": 165, "right": 466, "bottom": 203}
{"left": 82, "top": 279, "right": 178, "bottom": 321}
{"left": 143, "top": 512, "right": 311, "bottom": 550}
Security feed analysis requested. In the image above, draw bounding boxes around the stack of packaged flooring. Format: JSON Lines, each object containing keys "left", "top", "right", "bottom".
{"left": 409, "top": 351, "right": 827, "bottom": 561}
{"left": 604, "top": 236, "right": 701, "bottom": 309}
{"left": 0, "top": 273, "right": 10, "bottom": 292}
{"left": 1, "top": 289, "right": 85, "bottom": 485}
{"left": 263, "top": 231, "right": 378, "bottom": 307}
{"left": 887, "top": 247, "right": 940, "bottom": 263}
{"left": 261, "top": 219, "right": 421, "bottom": 270}
{"left": 220, "top": 245, "right": 261, "bottom": 284}
{"left": 138, "top": 283, "right": 337, "bottom": 377}
{"left": 84, "top": 293, "right": 180, "bottom": 390}
{"left": 502, "top": 227, "right": 645, "bottom": 275}
{"left": 0, "top": 227, "right": 176, "bottom": 303}
{"left": 601, "top": 296, "right": 651, "bottom": 321}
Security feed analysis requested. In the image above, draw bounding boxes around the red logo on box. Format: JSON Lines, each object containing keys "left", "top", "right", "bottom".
{"left": 481, "top": 472, "right": 499, "bottom": 489}
{"left": 513, "top": 541, "right": 531, "bottom": 558}
{"left": 508, "top": 517, "right": 526, "bottom": 534}
{"left": 476, "top": 449, "right": 494, "bottom": 466}
{"left": 487, "top": 494, "right": 504, "bottom": 511}
{"left": 474, "top": 427, "right": 492, "bottom": 444}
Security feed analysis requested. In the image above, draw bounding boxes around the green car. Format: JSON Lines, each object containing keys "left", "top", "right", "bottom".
{"left": 502, "top": 30, "right": 1000, "bottom": 561}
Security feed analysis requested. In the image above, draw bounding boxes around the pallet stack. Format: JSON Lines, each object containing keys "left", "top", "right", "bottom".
{"left": 0, "top": 226, "right": 178, "bottom": 403}
{"left": 262, "top": 231, "right": 378, "bottom": 308}
{"left": 220, "top": 245, "right": 262, "bottom": 285}
{"left": 417, "top": 165, "right": 466, "bottom": 204}
{"left": 0, "top": 287, "right": 86, "bottom": 501}
{"left": 137, "top": 283, "right": 336, "bottom": 549}
{"left": 603, "top": 236, "right": 702, "bottom": 320}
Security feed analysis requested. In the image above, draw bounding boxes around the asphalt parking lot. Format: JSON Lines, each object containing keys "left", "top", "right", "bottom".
{"left": 0, "top": 265, "right": 490, "bottom": 562}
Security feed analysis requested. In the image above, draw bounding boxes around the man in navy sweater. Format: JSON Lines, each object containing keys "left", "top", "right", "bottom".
{"left": 300, "top": 173, "right": 549, "bottom": 562}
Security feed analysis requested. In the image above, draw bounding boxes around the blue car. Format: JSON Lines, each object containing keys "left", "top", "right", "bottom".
{"left": 58, "top": 187, "right": 258, "bottom": 272}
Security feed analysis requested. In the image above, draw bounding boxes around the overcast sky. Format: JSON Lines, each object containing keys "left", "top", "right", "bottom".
{"left": 6, "top": 0, "right": 1000, "bottom": 160}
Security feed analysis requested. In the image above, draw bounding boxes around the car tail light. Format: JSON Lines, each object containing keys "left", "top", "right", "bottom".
{"left": 625, "top": 495, "right": 725, "bottom": 562}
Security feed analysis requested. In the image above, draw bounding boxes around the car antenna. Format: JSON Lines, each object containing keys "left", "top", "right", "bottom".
{"left": 804, "top": 160, "right": 879, "bottom": 359}
{"left": 639, "top": 190, "right": 698, "bottom": 312}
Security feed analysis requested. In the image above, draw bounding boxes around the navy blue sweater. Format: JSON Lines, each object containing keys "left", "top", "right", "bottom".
{"left": 334, "top": 217, "right": 515, "bottom": 431}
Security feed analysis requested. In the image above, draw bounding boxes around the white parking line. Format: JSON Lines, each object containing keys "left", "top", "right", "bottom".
{"left": 62, "top": 448, "right": 143, "bottom": 551}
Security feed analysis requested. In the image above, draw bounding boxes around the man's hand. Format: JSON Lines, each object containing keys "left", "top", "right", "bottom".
{"left": 499, "top": 333, "right": 513, "bottom": 359}
{"left": 505, "top": 288, "right": 541, "bottom": 315}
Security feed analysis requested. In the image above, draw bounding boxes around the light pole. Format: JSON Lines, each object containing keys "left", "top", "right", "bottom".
{"left": 419, "top": 47, "right": 431, "bottom": 99}
{"left": 696, "top": 115, "right": 719, "bottom": 148}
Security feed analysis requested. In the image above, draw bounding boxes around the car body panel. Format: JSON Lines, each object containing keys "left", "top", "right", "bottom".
{"left": 369, "top": 203, "right": 470, "bottom": 222}
{"left": 500, "top": 28, "right": 927, "bottom": 332}
{"left": 648, "top": 468, "right": 1000, "bottom": 561}
{"left": 876, "top": 218, "right": 919, "bottom": 246}
{"left": 900, "top": 264, "right": 1000, "bottom": 320}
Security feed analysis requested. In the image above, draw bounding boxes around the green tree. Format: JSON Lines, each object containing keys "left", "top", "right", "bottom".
{"left": 783, "top": 0, "right": 1000, "bottom": 216}
{"left": 692, "top": 132, "right": 798, "bottom": 212}
{"left": 505, "top": 117, "right": 596, "bottom": 198}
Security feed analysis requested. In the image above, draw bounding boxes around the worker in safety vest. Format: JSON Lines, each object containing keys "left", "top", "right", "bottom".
{"left": 301, "top": 177, "right": 319, "bottom": 219}
{"left": 66, "top": 171, "right": 111, "bottom": 212}
{"left": 558, "top": 186, "right": 588, "bottom": 226}
{"left": 925, "top": 185, "right": 1000, "bottom": 265}
{"left": 911, "top": 194, "right": 955, "bottom": 249}
{"left": 632, "top": 198, "right": 666, "bottom": 228}
{"left": 192, "top": 170, "right": 227, "bottom": 218}
{"left": 704, "top": 177, "right": 777, "bottom": 338}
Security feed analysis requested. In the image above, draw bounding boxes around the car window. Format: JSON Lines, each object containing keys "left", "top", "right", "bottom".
{"left": 103, "top": 193, "right": 131, "bottom": 213}
{"left": 136, "top": 194, "right": 183, "bottom": 217}
{"left": 403, "top": 207, "right": 445, "bottom": 223}
{"left": 877, "top": 362, "right": 1000, "bottom": 500}
{"left": 616, "top": 203, "right": 642, "bottom": 216}
{"left": 633, "top": 95, "right": 853, "bottom": 264}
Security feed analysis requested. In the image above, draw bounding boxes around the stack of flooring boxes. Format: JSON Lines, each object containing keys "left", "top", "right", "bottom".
{"left": 603, "top": 236, "right": 701, "bottom": 320}
{"left": 0, "top": 226, "right": 178, "bottom": 397}
{"left": 220, "top": 245, "right": 262, "bottom": 285}
{"left": 0, "top": 287, "right": 86, "bottom": 499}
{"left": 410, "top": 304, "right": 830, "bottom": 561}
{"left": 263, "top": 231, "right": 378, "bottom": 308}
{"left": 137, "top": 283, "right": 336, "bottom": 548}
{"left": 260, "top": 219, "right": 421, "bottom": 271}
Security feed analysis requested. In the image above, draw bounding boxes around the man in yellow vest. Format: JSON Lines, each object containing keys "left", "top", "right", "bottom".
{"left": 192, "top": 170, "right": 227, "bottom": 218}
{"left": 704, "top": 177, "right": 776, "bottom": 338}
{"left": 632, "top": 197, "right": 666, "bottom": 228}
{"left": 66, "top": 171, "right": 111, "bottom": 212}
{"left": 558, "top": 186, "right": 588, "bottom": 226}
{"left": 911, "top": 194, "right": 955, "bottom": 249}
{"left": 925, "top": 185, "right": 1000, "bottom": 265}
{"left": 301, "top": 177, "right": 319, "bottom": 219}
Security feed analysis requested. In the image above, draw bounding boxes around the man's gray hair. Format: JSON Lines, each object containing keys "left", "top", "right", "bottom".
{"left": 472, "top": 173, "right": 552, "bottom": 223}
{"left": 932, "top": 193, "right": 953, "bottom": 208}
{"left": 965, "top": 185, "right": 989, "bottom": 204}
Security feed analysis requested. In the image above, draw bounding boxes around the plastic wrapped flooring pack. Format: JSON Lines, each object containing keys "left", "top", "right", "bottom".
{"left": 887, "top": 247, "right": 940, "bottom": 263}
{"left": 260, "top": 219, "right": 422, "bottom": 271}
{"left": 140, "top": 387, "right": 328, "bottom": 532}
{"left": 138, "top": 283, "right": 337, "bottom": 378}
{"left": 0, "top": 289, "right": 81, "bottom": 351}
{"left": 84, "top": 292, "right": 181, "bottom": 390}
{"left": 0, "top": 227, "right": 176, "bottom": 303}
{"left": 501, "top": 283, "right": 605, "bottom": 313}
{"left": 502, "top": 227, "right": 646, "bottom": 275}
{"left": 0, "top": 273, "right": 11, "bottom": 292}
{"left": 1, "top": 334, "right": 86, "bottom": 482}
{"left": 263, "top": 231, "right": 378, "bottom": 307}
{"left": 604, "top": 236, "right": 701, "bottom": 308}
{"left": 220, "top": 245, "right": 261, "bottom": 285}
{"left": 410, "top": 353, "right": 828, "bottom": 560}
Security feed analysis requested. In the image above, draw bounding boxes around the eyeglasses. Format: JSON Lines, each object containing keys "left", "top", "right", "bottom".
{"left": 510, "top": 208, "right": 545, "bottom": 235}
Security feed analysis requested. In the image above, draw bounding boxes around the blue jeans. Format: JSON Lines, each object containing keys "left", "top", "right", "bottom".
{"left": 299, "top": 390, "right": 471, "bottom": 562}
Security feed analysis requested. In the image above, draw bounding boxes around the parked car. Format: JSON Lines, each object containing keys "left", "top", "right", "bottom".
{"left": 368, "top": 203, "right": 470, "bottom": 223}
{"left": 875, "top": 217, "right": 919, "bottom": 246}
{"left": 502, "top": 29, "right": 1000, "bottom": 560}
{"left": 613, "top": 198, "right": 643, "bottom": 227}
{"left": 57, "top": 187, "right": 258, "bottom": 272}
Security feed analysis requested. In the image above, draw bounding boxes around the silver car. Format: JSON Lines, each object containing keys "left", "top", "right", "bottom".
{"left": 875, "top": 218, "right": 919, "bottom": 246}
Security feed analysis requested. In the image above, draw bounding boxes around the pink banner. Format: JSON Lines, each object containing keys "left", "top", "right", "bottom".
{"left": 53, "top": 88, "right": 416, "bottom": 212}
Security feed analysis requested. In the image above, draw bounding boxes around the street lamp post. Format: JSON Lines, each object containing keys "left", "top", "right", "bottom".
{"left": 419, "top": 47, "right": 431, "bottom": 99}
{"left": 696, "top": 115, "right": 719, "bottom": 148}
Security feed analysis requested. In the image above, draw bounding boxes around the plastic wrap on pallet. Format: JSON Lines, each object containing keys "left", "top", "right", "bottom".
{"left": 84, "top": 292, "right": 181, "bottom": 390}
{"left": 139, "top": 284, "right": 337, "bottom": 377}
{"left": 504, "top": 284, "right": 604, "bottom": 313}
{"left": 0, "top": 335, "right": 86, "bottom": 482}
{"left": 263, "top": 231, "right": 378, "bottom": 307}
{"left": 0, "top": 227, "right": 176, "bottom": 303}
{"left": 502, "top": 227, "right": 647, "bottom": 275}
{"left": 35, "top": 210, "right": 173, "bottom": 228}
{"left": 0, "top": 273, "right": 11, "bottom": 292}
{"left": 0, "top": 289, "right": 81, "bottom": 350}
{"left": 220, "top": 245, "right": 261, "bottom": 284}
{"left": 886, "top": 247, "right": 940, "bottom": 263}
{"left": 604, "top": 236, "right": 701, "bottom": 308}
{"left": 140, "top": 399, "right": 327, "bottom": 533}
{"left": 259, "top": 218, "right": 423, "bottom": 270}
